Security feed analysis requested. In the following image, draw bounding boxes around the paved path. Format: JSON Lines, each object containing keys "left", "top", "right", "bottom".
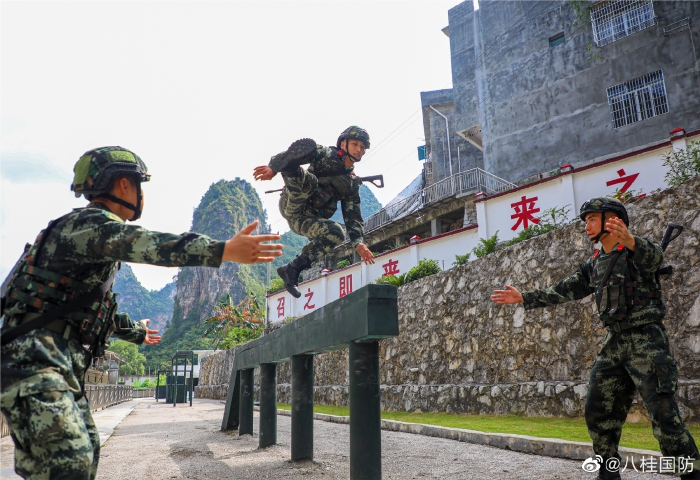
{"left": 95, "top": 399, "right": 662, "bottom": 480}
{"left": 1, "top": 400, "right": 140, "bottom": 479}
{"left": 1, "top": 398, "right": 664, "bottom": 479}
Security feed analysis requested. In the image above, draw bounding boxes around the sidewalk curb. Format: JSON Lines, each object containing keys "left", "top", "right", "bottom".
{"left": 267, "top": 408, "right": 667, "bottom": 471}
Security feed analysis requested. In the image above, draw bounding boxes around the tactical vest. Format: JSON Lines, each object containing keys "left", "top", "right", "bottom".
{"left": 1, "top": 213, "right": 119, "bottom": 352}
{"left": 311, "top": 173, "right": 361, "bottom": 210}
{"left": 591, "top": 245, "right": 663, "bottom": 325}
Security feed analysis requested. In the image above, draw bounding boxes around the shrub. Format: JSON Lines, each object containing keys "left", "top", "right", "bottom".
{"left": 267, "top": 277, "right": 284, "bottom": 293}
{"left": 375, "top": 273, "right": 408, "bottom": 286}
{"left": 453, "top": 253, "right": 471, "bottom": 267}
{"left": 405, "top": 259, "right": 441, "bottom": 283}
{"left": 472, "top": 231, "right": 500, "bottom": 258}
{"left": 662, "top": 140, "right": 700, "bottom": 187}
{"left": 336, "top": 259, "right": 351, "bottom": 269}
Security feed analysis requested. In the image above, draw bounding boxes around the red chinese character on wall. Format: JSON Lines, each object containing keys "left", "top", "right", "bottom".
{"left": 382, "top": 259, "right": 400, "bottom": 276}
{"left": 606, "top": 168, "right": 639, "bottom": 193}
{"left": 511, "top": 195, "right": 541, "bottom": 231}
{"left": 303, "top": 288, "right": 316, "bottom": 310}
{"left": 340, "top": 275, "right": 353, "bottom": 298}
{"left": 277, "top": 297, "right": 285, "bottom": 318}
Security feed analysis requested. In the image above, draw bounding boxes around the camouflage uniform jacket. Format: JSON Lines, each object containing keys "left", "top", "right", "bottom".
{"left": 521, "top": 236, "right": 665, "bottom": 327}
{"left": 305, "top": 146, "right": 364, "bottom": 247}
{"left": 2, "top": 202, "right": 226, "bottom": 343}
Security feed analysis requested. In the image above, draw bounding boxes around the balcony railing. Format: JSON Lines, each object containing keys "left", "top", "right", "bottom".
{"left": 363, "top": 168, "right": 515, "bottom": 234}
{"left": 85, "top": 384, "right": 133, "bottom": 411}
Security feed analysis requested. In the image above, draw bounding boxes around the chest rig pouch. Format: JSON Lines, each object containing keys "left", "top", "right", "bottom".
{"left": 592, "top": 246, "right": 663, "bottom": 326}
{"left": 0, "top": 212, "right": 120, "bottom": 353}
{"left": 311, "top": 184, "right": 336, "bottom": 210}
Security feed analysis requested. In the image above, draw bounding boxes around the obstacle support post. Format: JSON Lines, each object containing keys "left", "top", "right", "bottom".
{"left": 239, "top": 368, "right": 255, "bottom": 435}
{"left": 259, "top": 363, "right": 277, "bottom": 448}
{"left": 291, "top": 354, "right": 314, "bottom": 461}
{"left": 349, "top": 341, "right": 381, "bottom": 480}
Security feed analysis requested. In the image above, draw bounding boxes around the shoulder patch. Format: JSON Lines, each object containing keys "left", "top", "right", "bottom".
{"left": 101, "top": 210, "right": 124, "bottom": 223}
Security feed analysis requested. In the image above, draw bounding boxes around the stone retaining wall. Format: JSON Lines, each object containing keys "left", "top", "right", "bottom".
{"left": 197, "top": 177, "right": 700, "bottom": 421}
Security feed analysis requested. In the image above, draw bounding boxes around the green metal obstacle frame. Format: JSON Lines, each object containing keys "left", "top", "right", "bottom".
{"left": 221, "top": 284, "right": 399, "bottom": 480}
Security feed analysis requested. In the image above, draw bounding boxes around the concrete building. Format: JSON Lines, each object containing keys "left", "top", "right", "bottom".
{"left": 427, "top": 0, "right": 700, "bottom": 183}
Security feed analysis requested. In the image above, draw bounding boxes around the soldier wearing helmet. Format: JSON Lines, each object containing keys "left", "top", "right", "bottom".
{"left": 491, "top": 196, "right": 699, "bottom": 480}
{"left": 0, "top": 146, "right": 283, "bottom": 480}
{"left": 254, "top": 126, "right": 376, "bottom": 298}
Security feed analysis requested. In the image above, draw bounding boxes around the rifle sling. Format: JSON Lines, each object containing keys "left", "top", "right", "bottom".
{"left": 596, "top": 250, "right": 623, "bottom": 301}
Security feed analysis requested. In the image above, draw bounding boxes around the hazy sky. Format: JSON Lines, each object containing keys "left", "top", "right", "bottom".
{"left": 1, "top": 0, "right": 465, "bottom": 291}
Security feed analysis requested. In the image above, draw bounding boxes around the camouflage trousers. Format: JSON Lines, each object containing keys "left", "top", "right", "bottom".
{"left": 585, "top": 322, "right": 699, "bottom": 472}
{"left": 279, "top": 168, "right": 345, "bottom": 263}
{"left": 0, "top": 329, "right": 99, "bottom": 480}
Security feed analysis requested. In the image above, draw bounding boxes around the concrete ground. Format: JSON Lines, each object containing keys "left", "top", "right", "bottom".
{"left": 1, "top": 398, "right": 665, "bottom": 479}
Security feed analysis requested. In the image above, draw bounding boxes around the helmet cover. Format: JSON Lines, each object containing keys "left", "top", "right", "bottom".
{"left": 579, "top": 196, "right": 629, "bottom": 226}
{"left": 336, "top": 126, "right": 370, "bottom": 150}
{"left": 71, "top": 146, "right": 150, "bottom": 198}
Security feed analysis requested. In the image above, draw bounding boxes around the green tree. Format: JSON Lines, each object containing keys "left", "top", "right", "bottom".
{"left": 202, "top": 291, "right": 264, "bottom": 349}
{"left": 108, "top": 340, "right": 147, "bottom": 376}
{"left": 662, "top": 141, "right": 700, "bottom": 187}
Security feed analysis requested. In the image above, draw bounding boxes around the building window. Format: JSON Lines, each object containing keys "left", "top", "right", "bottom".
{"left": 590, "top": 0, "right": 655, "bottom": 47}
{"left": 549, "top": 32, "right": 565, "bottom": 48}
{"left": 606, "top": 70, "right": 668, "bottom": 129}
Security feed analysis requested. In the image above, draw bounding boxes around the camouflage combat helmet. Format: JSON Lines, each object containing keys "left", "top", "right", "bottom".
{"left": 337, "top": 126, "right": 370, "bottom": 150}
{"left": 71, "top": 146, "right": 150, "bottom": 220}
{"left": 579, "top": 196, "right": 629, "bottom": 226}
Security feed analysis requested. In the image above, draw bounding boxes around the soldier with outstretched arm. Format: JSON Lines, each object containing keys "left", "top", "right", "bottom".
{"left": 253, "top": 126, "right": 375, "bottom": 298}
{"left": 491, "top": 197, "right": 699, "bottom": 480}
{"left": 0, "top": 147, "right": 283, "bottom": 480}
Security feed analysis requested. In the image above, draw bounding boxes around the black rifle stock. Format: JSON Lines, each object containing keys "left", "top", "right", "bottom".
{"left": 657, "top": 223, "right": 683, "bottom": 276}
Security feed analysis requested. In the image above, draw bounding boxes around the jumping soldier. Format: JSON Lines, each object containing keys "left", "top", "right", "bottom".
{"left": 491, "top": 197, "right": 699, "bottom": 480}
{"left": 253, "top": 126, "right": 375, "bottom": 298}
{"left": 0, "top": 146, "right": 283, "bottom": 480}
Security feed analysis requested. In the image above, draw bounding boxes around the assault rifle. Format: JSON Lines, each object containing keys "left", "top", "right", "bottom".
{"left": 265, "top": 174, "right": 384, "bottom": 194}
{"left": 657, "top": 223, "right": 683, "bottom": 276}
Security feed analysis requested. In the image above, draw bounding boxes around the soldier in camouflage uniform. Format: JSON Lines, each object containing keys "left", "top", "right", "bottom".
{"left": 491, "top": 197, "right": 699, "bottom": 480}
{"left": 253, "top": 126, "right": 375, "bottom": 298}
{"left": 0, "top": 146, "right": 283, "bottom": 480}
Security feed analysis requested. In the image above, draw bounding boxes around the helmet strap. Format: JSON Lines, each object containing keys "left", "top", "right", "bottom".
{"left": 591, "top": 211, "right": 609, "bottom": 243}
{"left": 339, "top": 140, "right": 360, "bottom": 163}
{"left": 100, "top": 180, "right": 142, "bottom": 221}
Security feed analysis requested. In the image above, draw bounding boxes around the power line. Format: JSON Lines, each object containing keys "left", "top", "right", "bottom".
{"left": 364, "top": 0, "right": 559, "bottom": 163}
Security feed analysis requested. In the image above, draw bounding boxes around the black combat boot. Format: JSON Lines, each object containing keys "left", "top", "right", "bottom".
{"left": 680, "top": 470, "right": 700, "bottom": 479}
{"left": 277, "top": 255, "right": 311, "bottom": 298}
{"left": 269, "top": 138, "right": 317, "bottom": 174}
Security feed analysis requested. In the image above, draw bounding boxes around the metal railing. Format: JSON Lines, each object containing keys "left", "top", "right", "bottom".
{"left": 363, "top": 168, "right": 516, "bottom": 234}
{"left": 85, "top": 384, "right": 133, "bottom": 411}
{"left": 133, "top": 387, "right": 156, "bottom": 398}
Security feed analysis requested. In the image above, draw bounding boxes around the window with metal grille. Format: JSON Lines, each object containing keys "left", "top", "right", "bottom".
{"left": 590, "top": 0, "right": 655, "bottom": 47}
{"left": 606, "top": 70, "right": 668, "bottom": 129}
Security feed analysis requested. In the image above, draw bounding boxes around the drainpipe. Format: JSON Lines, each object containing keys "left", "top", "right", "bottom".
{"left": 430, "top": 106, "right": 452, "bottom": 178}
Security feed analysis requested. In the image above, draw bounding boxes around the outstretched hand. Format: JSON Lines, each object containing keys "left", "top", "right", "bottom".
{"left": 605, "top": 216, "right": 636, "bottom": 251}
{"left": 253, "top": 165, "right": 276, "bottom": 181}
{"left": 223, "top": 220, "right": 283, "bottom": 264}
{"left": 491, "top": 285, "right": 524, "bottom": 305}
{"left": 140, "top": 319, "right": 162, "bottom": 346}
{"left": 356, "top": 243, "right": 375, "bottom": 265}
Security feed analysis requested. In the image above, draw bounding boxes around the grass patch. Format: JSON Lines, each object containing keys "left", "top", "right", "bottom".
{"left": 276, "top": 403, "right": 700, "bottom": 452}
